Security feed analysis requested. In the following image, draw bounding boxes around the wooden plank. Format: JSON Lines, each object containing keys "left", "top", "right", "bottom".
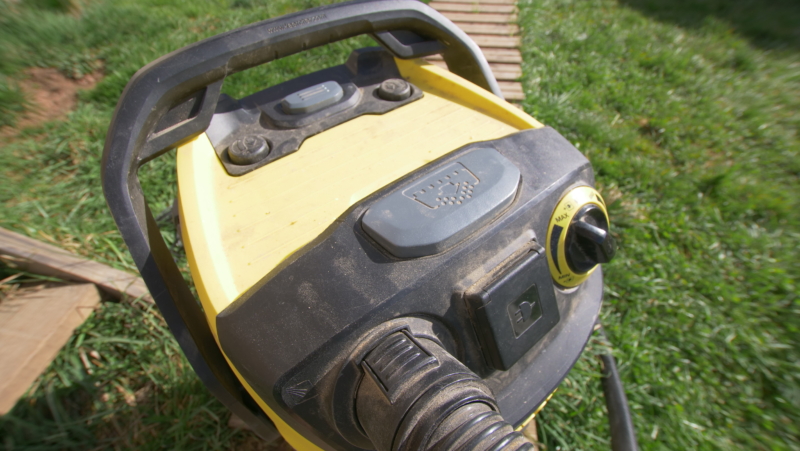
{"left": 440, "top": 11, "right": 517, "bottom": 23}
{"left": 499, "top": 81, "right": 525, "bottom": 100}
{"left": 428, "top": 50, "right": 521, "bottom": 64}
{"left": 428, "top": 48, "right": 522, "bottom": 64}
{"left": 0, "top": 227, "right": 151, "bottom": 303}
{"left": 433, "top": 0, "right": 516, "bottom": 4}
{"left": 501, "top": 91, "right": 525, "bottom": 101}
{"left": 429, "top": 2, "right": 516, "bottom": 13}
{"left": 481, "top": 48, "right": 522, "bottom": 63}
{"left": 0, "top": 284, "right": 101, "bottom": 414}
{"left": 492, "top": 69, "right": 522, "bottom": 81}
{"left": 498, "top": 81, "right": 524, "bottom": 91}
{"left": 490, "top": 62, "right": 523, "bottom": 74}
{"left": 425, "top": 59, "right": 521, "bottom": 80}
{"left": 469, "top": 34, "right": 520, "bottom": 48}
{"left": 452, "top": 22, "right": 519, "bottom": 35}
{"left": 426, "top": 0, "right": 527, "bottom": 102}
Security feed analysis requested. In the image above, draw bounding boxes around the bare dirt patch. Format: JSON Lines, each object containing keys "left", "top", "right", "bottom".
{"left": 0, "top": 67, "right": 101, "bottom": 137}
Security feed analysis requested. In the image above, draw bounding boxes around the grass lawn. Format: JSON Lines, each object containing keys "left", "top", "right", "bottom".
{"left": 1, "top": 0, "right": 798, "bottom": 449}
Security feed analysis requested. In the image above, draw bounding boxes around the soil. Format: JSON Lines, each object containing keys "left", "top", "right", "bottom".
{"left": 1, "top": 67, "right": 101, "bottom": 137}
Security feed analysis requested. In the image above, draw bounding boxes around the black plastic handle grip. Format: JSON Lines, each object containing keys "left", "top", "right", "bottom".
{"left": 101, "top": 0, "right": 500, "bottom": 439}
{"left": 106, "top": 0, "right": 500, "bottom": 170}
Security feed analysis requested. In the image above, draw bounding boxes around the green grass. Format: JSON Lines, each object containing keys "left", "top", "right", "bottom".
{"left": 0, "top": 0, "right": 798, "bottom": 449}
{"left": 518, "top": 0, "right": 799, "bottom": 449}
{"left": 0, "top": 76, "right": 26, "bottom": 128}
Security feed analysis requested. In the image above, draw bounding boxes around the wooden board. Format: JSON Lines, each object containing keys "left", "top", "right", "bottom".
{"left": 421, "top": 59, "right": 524, "bottom": 97}
{"left": 451, "top": 22, "right": 519, "bottom": 36}
{"left": 469, "top": 34, "right": 520, "bottom": 48}
{"left": 0, "top": 284, "right": 101, "bottom": 414}
{"left": 431, "top": 0, "right": 526, "bottom": 102}
{"left": 428, "top": 2, "right": 516, "bottom": 13}
{"left": 427, "top": 48, "right": 522, "bottom": 64}
{"left": 426, "top": 48, "right": 522, "bottom": 64}
{"left": 481, "top": 48, "right": 523, "bottom": 63}
{"left": 425, "top": 60, "right": 522, "bottom": 81}
{"left": 440, "top": 11, "right": 517, "bottom": 23}
{"left": 499, "top": 81, "right": 525, "bottom": 100}
{"left": 0, "top": 227, "right": 151, "bottom": 303}
{"left": 491, "top": 69, "right": 522, "bottom": 81}
{"left": 490, "top": 62, "right": 523, "bottom": 75}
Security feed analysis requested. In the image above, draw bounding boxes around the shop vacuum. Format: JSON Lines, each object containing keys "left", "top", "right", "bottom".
{"left": 102, "top": 0, "right": 638, "bottom": 449}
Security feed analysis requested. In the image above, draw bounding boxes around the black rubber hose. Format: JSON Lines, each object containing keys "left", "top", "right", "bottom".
{"left": 355, "top": 331, "right": 536, "bottom": 451}
{"left": 598, "top": 327, "right": 639, "bottom": 451}
{"left": 427, "top": 404, "right": 534, "bottom": 451}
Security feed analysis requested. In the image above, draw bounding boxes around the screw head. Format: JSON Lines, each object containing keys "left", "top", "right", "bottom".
{"left": 377, "top": 78, "right": 411, "bottom": 101}
{"left": 228, "top": 135, "right": 270, "bottom": 165}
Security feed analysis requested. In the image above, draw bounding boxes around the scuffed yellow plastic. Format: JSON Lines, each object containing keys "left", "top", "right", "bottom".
{"left": 176, "top": 57, "right": 542, "bottom": 451}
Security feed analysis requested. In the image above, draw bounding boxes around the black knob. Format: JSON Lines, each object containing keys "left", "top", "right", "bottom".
{"left": 565, "top": 205, "right": 616, "bottom": 274}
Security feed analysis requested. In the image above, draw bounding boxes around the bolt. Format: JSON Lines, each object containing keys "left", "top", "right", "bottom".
{"left": 377, "top": 78, "right": 411, "bottom": 101}
{"left": 228, "top": 135, "right": 270, "bottom": 165}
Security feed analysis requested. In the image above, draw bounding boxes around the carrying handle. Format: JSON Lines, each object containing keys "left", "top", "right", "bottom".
{"left": 105, "top": 0, "right": 500, "bottom": 173}
{"left": 101, "top": 0, "right": 499, "bottom": 437}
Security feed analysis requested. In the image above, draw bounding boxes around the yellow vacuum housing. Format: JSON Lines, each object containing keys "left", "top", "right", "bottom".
{"left": 102, "top": 1, "right": 617, "bottom": 450}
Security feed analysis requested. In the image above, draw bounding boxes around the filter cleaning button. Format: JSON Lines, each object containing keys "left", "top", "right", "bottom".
{"left": 362, "top": 148, "right": 520, "bottom": 258}
{"left": 282, "top": 81, "right": 344, "bottom": 115}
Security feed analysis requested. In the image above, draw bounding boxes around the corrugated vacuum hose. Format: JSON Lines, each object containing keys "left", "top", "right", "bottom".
{"left": 355, "top": 331, "right": 536, "bottom": 451}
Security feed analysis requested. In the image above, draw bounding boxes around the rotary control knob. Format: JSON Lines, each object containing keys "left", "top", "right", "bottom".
{"left": 564, "top": 205, "right": 616, "bottom": 274}
{"left": 546, "top": 186, "right": 614, "bottom": 287}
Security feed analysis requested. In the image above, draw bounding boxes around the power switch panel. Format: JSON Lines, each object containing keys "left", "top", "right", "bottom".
{"left": 466, "top": 244, "right": 560, "bottom": 371}
{"left": 362, "top": 148, "right": 520, "bottom": 258}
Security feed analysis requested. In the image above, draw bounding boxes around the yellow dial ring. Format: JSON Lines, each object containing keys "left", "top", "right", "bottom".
{"left": 546, "top": 186, "right": 609, "bottom": 288}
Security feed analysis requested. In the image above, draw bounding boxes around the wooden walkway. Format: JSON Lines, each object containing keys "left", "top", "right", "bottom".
{"left": 428, "top": 0, "right": 523, "bottom": 101}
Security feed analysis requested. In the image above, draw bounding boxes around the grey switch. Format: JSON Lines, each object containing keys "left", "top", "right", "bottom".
{"left": 362, "top": 148, "right": 520, "bottom": 258}
{"left": 281, "top": 81, "right": 344, "bottom": 115}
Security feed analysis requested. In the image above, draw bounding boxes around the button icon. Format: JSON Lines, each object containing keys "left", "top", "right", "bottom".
{"left": 405, "top": 163, "right": 479, "bottom": 209}
{"left": 506, "top": 285, "right": 543, "bottom": 337}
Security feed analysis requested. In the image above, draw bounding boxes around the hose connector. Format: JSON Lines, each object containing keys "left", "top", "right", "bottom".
{"left": 355, "top": 330, "right": 535, "bottom": 451}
